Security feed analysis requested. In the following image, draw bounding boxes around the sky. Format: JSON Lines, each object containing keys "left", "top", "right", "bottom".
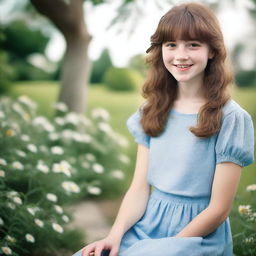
{"left": 44, "top": 0, "right": 255, "bottom": 68}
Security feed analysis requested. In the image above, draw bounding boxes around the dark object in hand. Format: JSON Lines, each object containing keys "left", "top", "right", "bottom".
{"left": 101, "top": 250, "right": 110, "bottom": 256}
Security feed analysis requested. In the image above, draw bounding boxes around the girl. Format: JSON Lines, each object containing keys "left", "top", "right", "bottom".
{"left": 73, "top": 2, "right": 254, "bottom": 256}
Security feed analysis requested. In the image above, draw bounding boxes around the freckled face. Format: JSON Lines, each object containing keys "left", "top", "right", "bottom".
{"left": 162, "top": 40, "right": 213, "bottom": 84}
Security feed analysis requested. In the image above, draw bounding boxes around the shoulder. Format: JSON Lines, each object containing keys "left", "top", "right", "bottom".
{"left": 222, "top": 99, "right": 252, "bottom": 121}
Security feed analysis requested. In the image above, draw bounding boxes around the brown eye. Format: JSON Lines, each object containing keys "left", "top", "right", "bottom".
{"left": 167, "top": 43, "right": 176, "bottom": 48}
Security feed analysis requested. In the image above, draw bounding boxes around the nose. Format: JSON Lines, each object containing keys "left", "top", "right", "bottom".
{"left": 175, "top": 46, "right": 189, "bottom": 61}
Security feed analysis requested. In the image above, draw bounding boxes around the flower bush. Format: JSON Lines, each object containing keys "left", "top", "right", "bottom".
{"left": 0, "top": 95, "right": 130, "bottom": 255}
{"left": 233, "top": 184, "right": 256, "bottom": 256}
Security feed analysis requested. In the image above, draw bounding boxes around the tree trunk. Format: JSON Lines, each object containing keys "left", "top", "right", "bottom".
{"left": 59, "top": 28, "right": 91, "bottom": 113}
{"left": 30, "top": 0, "right": 92, "bottom": 113}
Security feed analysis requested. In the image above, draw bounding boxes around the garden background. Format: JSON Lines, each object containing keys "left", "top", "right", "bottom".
{"left": 0, "top": 0, "right": 256, "bottom": 255}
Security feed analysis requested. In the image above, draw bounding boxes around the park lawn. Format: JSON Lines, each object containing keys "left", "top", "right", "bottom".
{"left": 11, "top": 81, "right": 256, "bottom": 195}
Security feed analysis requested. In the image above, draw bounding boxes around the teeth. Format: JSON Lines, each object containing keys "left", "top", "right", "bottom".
{"left": 176, "top": 65, "right": 192, "bottom": 68}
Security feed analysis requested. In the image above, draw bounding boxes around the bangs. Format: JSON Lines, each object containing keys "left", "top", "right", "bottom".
{"left": 157, "top": 8, "right": 212, "bottom": 43}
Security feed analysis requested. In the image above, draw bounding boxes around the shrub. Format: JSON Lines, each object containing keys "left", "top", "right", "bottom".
{"left": 103, "top": 67, "right": 143, "bottom": 92}
{"left": 235, "top": 70, "right": 256, "bottom": 88}
{"left": 0, "top": 95, "right": 130, "bottom": 255}
{"left": 233, "top": 184, "right": 256, "bottom": 256}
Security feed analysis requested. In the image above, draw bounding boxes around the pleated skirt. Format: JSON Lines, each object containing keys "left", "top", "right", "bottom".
{"left": 72, "top": 187, "right": 233, "bottom": 256}
{"left": 119, "top": 187, "right": 233, "bottom": 256}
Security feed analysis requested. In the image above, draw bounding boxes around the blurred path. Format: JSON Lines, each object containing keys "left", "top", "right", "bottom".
{"left": 68, "top": 198, "right": 122, "bottom": 244}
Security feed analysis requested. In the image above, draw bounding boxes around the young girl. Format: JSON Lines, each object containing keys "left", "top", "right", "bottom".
{"left": 73, "top": 2, "right": 254, "bottom": 256}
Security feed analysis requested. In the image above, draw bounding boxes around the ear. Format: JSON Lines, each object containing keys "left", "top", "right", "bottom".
{"left": 208, "top": 50, "right": 214, "bottom": 60}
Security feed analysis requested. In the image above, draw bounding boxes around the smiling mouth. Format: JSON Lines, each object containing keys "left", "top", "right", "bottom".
{"left": 173, "top": 64, "right": 193, "bottom": 68}
{"left": 173, "top": 64, "right": 193, "bottom": 71}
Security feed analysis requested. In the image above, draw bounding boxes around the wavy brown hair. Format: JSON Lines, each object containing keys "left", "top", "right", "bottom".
{"left": 140, "top": 2, "right": 233, "bottom": 138}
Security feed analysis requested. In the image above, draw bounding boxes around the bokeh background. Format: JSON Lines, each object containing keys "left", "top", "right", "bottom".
{"left": 0, "top": 0, "right": 255, "bottom": 255}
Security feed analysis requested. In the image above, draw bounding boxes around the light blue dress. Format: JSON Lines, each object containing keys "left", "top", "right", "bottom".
{"left": 72, "top": 99, "right": 254, "bottom": 256}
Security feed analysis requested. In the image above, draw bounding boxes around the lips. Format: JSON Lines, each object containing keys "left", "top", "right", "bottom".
{"left": 173, "top": 64, "right": 193, "bottom": 71}
{"left": 173, "top": 64, "right": 193, "bottom": 68}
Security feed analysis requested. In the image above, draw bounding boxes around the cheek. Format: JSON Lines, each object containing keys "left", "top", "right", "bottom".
{"left": 162, "top": 51, "right": 173, "bottom": 65}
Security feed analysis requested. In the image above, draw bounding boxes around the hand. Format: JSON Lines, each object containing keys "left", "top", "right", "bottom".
{"left": 82, "top": 235, "right": 121, "bottom": 256}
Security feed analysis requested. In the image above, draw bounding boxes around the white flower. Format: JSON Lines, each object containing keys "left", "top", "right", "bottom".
{"left": 16, "top": 150, "right": 26, "bottom": 157}
{"left": 51, "top": 146, "right": 64, "bottom": 155}
{"left": 113, "top": 133, "right": 129, "bottom": 147}
{"left": 12, "top": 196, "right": 22, "bottom": 205}
{"left": 82, "top": 161, "right": 90, "bottom": 169}
{"left": 33, "top": 116, "right": 55, "bottom": 132}
{"left": 18, "top": 95, "right": 37, "bottom": 109}
{"left": 54, "top": 117, "right": 66, "bottom": 126}
{"left": 87, "top": 185, "right": 101, "bottom": 195}
{"left": 1, "top": 246, "right": 12, "bottom": 255}
{"left": 80, "top": 116, "right": 92, "bottom": 127}
{"left": 85, "top": 153, "right": 96, "bottom": 162}
{"left": 62, "top": 181, "right": 80, "bottom": 193}
{"left": 91, "top": 108, "right": 110, "bottom": 121}
{"left": 54, "top": 205, "right": 63, "bottom": 214}
{"left": 246, "top": 184, "right": 256, "bottom": 192}
{"left": 54, "top": 102, "right": 68, "bottom": 112}
{"left": 98, "top": 122, "right": 112, "bottom": 134}
{"left": 21, "top": 134, "right": 30, "bottom": 142}
{"left": 244, "top": 237, "right": 254, "bottom": 243}
{"left": 0, "top": 110, "right": 5, "bottom": 119}
{"left": 0, "top": 170, "right": 5, "bottom": 177}
{"left": 52, "top": 223, "right": 64, "bottom": 233}
{"left": 238, "top": 205, "right": 252, "bottom": 215}
{"left": 61, "top": 129, "right": 74, "bottom": 140}
{"left": 6, "top": 235, "right": 16, "bottom": 243}
{"left": 49, "top": 133, "right": 60, "bottom": 141}
{"left": 39, "top": 145, "right": 48, "bottom": 152}
{"left": 34, "top": 218, "right": 44, "bottom": 228}
{"left": 6, "top": 191, "right": 18, "bottom": 198}
{"left": 0, "top": 158, "right": 7, "bottom": 165}
{"left": 111, "top": 170, "right": 125, "bottom": 180}
{"left": 27, "top": 207, "right": 40, "bottom": 216}
{"left": 52, "top": 161, "right": 71, "bottom": 177}
{"left": 80, "top": 134, "right": 92, "bottom": 143}
{"left": 0, "top": 217, "right": 4, "bottom": 225}
{"left": 25, "top": 233, "right": 35, "bottom": 243}
{"left": 65, "top": 112, "right": 80, "bottom": 125}
{"left": 72, "top": 132, "right": 82, "bottom": 142}
{"left": 118, "top": 154, "right": 130, "bottom": 164}
{"left": 27, "top": 144, "right": 38, "bottom": 153}
{"left": 37, "top": 161, "right": 49, "bottom": 174}
{"left": 62, "top": 215, "right": 69, "bottom": 223}
{"left": 92, "top": 163, "right": 104, "bottom": 174}
{"left": 12, "top": 102, "right": 24, "bottom": 115}
{"left": 7, "top": 202, "right": 16, "bottom": 210}
{"left": 12, "top": 161, "right": 24, "bottom": 170}
{"left": 46, "top": 193, "right": 58, "bottom": 202}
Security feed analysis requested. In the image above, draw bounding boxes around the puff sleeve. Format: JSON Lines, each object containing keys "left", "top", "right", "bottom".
{"left": 126, "top": 109, "right": 151, "bottom": 148}
{"left": 215, "top": 110, "right": 255, "bottom": 167}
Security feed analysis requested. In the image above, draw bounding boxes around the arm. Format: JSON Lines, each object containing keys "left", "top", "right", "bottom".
{"left": 175, "top": 162, "right": 242, "bottom": 238}
{"left": 107, "top": 144, "right": 151, "bottom": 240}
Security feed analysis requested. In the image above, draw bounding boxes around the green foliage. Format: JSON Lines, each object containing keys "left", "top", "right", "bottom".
{"left": 235, "top": 70, "right": 256, "bottom": 88}
{"left": 2, "top": 20, "right": 49, "bottom": 59}
{"left": 90, "top": 48, "right": 113, "bottom": 84}
{"left": 232, "top": 185, "right": 256, "bottom": 256}
{"left": 128, "top": 54, "right": 147, "bottom": 77}
{"left": 103, "top": 67, "right": 143, "bottom": 92}
{"left": 0, "top": 32, "right": 14, "bottom": 94}
{"left": 1, "top": 19, "right": 52, "bottom": 81}
{"left": 0, "top": 95, "right": 130, "bottom": 255}
{"left": 13, "top": 60, "right": 52, "bottom": 81}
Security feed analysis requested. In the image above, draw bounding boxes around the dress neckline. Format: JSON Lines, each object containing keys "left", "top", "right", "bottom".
{"left": 171, "top": 108, "right": 198, "bottom": 117}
